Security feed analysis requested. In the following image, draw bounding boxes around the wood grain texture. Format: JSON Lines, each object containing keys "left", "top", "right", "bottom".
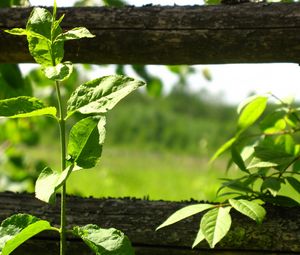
{"left": 0, "top": 192, "right": 299, "bottom": 254}
{"left": 1, "top": 3, "right": 300, "bottom": 64}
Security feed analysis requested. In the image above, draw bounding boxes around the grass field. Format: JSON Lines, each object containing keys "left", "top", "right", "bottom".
{"left": 24, "top": 143, "right": 300, "bottom": 203}
{"left": 66, "top": 147, "right": 231, "bottom": 201}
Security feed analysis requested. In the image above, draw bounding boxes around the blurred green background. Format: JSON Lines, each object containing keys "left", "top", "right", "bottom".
{"left": 0, "top": 62, "right": 242, "bottom": 202}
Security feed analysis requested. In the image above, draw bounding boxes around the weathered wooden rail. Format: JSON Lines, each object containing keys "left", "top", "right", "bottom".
{"left": 0, "top": 192, "right": 299, "bottom": 255}
{"left": 1, "top": 2, "right": 300, "bottom": 255}
{"left": 1, "top": 3, "right": 300, "bottom": 64}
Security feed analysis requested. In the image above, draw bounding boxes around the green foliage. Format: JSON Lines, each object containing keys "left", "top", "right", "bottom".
{"left": 73, "top": 225, "right": 134, "bottom": 255}
{"left": 158, "top": 93, "right": 300, "bottom": 248}
{"left": 0, "top": 96, "right": 56, "bottom": 118}
{"left": 68, "top": 116, "right": 106, "bottom": 169}
{"left": 0, "top": 214, "right": 56, "bottom": 255}
{"left": 0, "top": 64, "right": 32, "bottom": 99}
{"left": 156, "top": 204, "right": 214, "bottom": 230}
{"left": 1, "top": 2, "right": 143, "bottom": 255}
{"left": 35, "top": 166, "right": 73, "bottom": 204}
{"left": 200, "top": 207, "right": 231, "bottom": 248}
{"left": 67, "top": 75, "right": 145, "bottom": 117}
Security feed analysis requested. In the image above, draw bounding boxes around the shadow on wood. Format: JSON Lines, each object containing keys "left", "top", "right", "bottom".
{"left": 0, "top": 192, "right": 299, "bottom": 254}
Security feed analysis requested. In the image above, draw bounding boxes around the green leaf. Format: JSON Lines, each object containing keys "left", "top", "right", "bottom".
{"left": 73, "top": 225, "right": 134, "bottom": 255}
{"left": 35, "top": 166, "right": 73, "bottom": 204}
{"left": 254, "top": 146, "right": 295, "bottom": 166}
{"left": 229, "top": 199, "right": 266, "bottom": 224}
{"left": 0, "top": 96, "right": 56, "bottom": 118}
{"left": 0, "top": 214, "right": 55, "bottom": 255}
{"left": 218, "top": 179, "right": 254, "bottom": 195}
{"left": 200, "top": 207, "right": 232, "bottom": 248}
{"left": 156, "top": 204, "right": 214, "bottom": 230}
{"left": 26, "top": 7, "right": 64, "bottom": 66}
{"left": 247, "top": 157, "right": 278, "bottom": 169}
{"left": 192, "top": 229, "right": 205, "bottom": 248}
{"left": 238, "top": 96, "right": 268, "bottom": 131}
{"left": 4, "top": 28, "right": 27, "bottom": 36}
{"left": 67, "top": 75, "right": 145, "bottom": 117}
{"left": 262, "top": 195, "right": 299, "bottom": 207}
{"left": 44, "top": 62, "right": 73, "bottom": 81}
{"left": 286, "top": 177, "right": 300, "bottom": 194}
{"left": 68, "top": 116, "right": 106, "bottom": 169}
{"left": 0, "top": 64, "right": 32, "bottom": 99}
{"left": 55, "top": 27, "right": 95, "bottom": 42}
{"left": 259, "top": 110, "right": 286, "bottom": 134}
{"left": 210, "top": 137, "right": 236, "bottom": 163}
{"left": 261, "top": 177, "right": 282, "bottom": 196}
{"left": 231, "top": 146, "right": 248, "bottom": 173}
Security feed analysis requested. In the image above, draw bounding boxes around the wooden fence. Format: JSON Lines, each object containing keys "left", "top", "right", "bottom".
{"left": 0, "top": 192, "right": 299, "bottom": 255}
{"left": 0, "top": 2, "right": 300, "bottom": 254}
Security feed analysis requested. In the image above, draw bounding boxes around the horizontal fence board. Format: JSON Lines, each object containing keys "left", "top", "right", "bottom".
{"left": 1, "top": 3, "right": 300, "bottom": 64}
{"left": 0, "top": 192, "right": 299, "bottom": 254}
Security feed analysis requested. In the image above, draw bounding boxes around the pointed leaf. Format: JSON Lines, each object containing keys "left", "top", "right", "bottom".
{"left": 0, "top": 96, "right": 56, "bottom": 118}
{"left": 238, "top": 96, "right": 268, "bottom": 131}
{"left": 0, "top": 214, "right": 55, "bottom": 255}
{"left": 200, "top": 207, "right": 232, "bottom": 248}
{"left": 210, "top": 137, "right": 236, "bottom": 163}
{"left": 229, "top": 199, "right": 266, "bottom": 224}
{"left": 247, "top": 157, "right": 278, "bottom": 169}
{"left": 35, "top": 166, "right": 73, "bottom": 204}
{"left": 26, "top": 7, "right": 64, "bottom": 66}
{"left": 231, "top": 146, "right": 249, "bottom": 173}
{"left": 67, "top": 75, "right": 145, "bottom": 117}
{"left": 263, "top": 195, "right": 299, "bottom": 207}
{"left": 261, "top": 177, "right": 282, "bottom": 197}
{"left": 156, "top": 204, "right": 214, "bottom": 230}
{"left": 4, "top": 28, "right": 27, "bottom": 36}
{"left": 55, "top": 27, "right": 95, "bottom": 42}
{"left": 254, "top": 146, "right": 295, "bottom": 166}
{"left": 192, "top": 229, "right": 205, "bottom": 248}
{"left": 68, "top": 116, "right": 106, "bottom": 169}
{"left": 286, "top": 177, "right": 300, "bottom": 194}
{"left": 73, "top": 224, "right": 134, "bottom": 255}
{"left": 44, "top": 62, "right": 73, "bottom": 81}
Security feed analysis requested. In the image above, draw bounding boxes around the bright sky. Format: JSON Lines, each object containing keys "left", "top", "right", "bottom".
{"left": 23, "top": 0, "right": 300, "bottom": 104}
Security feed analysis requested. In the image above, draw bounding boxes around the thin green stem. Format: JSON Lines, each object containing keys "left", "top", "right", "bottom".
{"left": 55, "top": 81, "right": 67, "bottom": 255}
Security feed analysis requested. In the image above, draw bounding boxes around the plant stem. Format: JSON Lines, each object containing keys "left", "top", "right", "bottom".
{"left": 55, "top": 81, "right": 67, "bottom": 255}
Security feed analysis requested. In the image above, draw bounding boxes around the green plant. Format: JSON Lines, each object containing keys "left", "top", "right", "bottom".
{"left": 157, "top": 93, "right": 300, "bottom": 248}
{"left": 0, "top": 2, "right": 144, "bottom": 255}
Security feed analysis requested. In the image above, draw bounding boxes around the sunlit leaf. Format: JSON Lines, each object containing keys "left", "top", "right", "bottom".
{"left": 26, "top": 7, "right": 63, "bottom": 66}
{"left": 192, "top": 228, "right": 205, "bottom": 248}
{"left": 210, "top": 137, "right": 236, "bottom": 163}
{"left": 238, "top": 96, "right": 268, "bottom": 131}
{"left": 44, "top": 62, "right": 73, "bottom": 81}
{"left": 35, "top": 166, "right": 73, "bottom": 204}
{"left": 229, "top": 199, "right": 266, "bottom": 224}
{"left": 200, "top": 207, "right": 232, "bottom": 248}
{"left": 67, "top": 116, "right": 106, "bottom": 169}
{"left": 156, "top": 204, "right": 214, "bottom": 230}
{"left": 73, "top": 224, "right": 134, "bottom": 255}
{"left": 286, "top": 177, "right": 300, "bottom": 194}
{"left": 0, "top": 96, "right": 56, "bottom": 118}
{"left": 0, "top": 214, "right": 55, "bottom": 255}
{"left": 247, "top": 157, "right": 278, "bottom": 169}
{"left": 67, "top": 75, "right": 145, "bottom": 117}
{"left": 4, "top": 28, "right": 27, "bottom": 36}
{"left": 55, "top": 27, "right": 95, "bottom": 42}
